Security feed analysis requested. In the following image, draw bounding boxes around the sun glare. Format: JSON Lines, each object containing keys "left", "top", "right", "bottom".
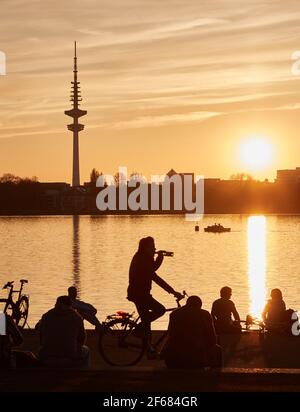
{"left": 239, "top": 138, "right": 273, "bottom": 171}
{"left": 248, "top": 216, "right": 267, "bottom": 319}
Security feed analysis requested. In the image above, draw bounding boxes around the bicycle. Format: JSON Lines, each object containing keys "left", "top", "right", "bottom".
{"left": 0, "top": 279, "right": 29, "bottom": 329}
{"left": 242, "top": 315, "right": 265, "bottom": 332}
{"left": 99, "top": 291, "right": 187, "bottom": 367}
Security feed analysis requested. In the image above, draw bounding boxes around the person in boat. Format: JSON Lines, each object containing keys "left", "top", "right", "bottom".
{"left": 68, "top": 286, "right": 102, "bottom": 332}
{"left": 127, "top": 236, "right": 182, "bottom": 357}
{"left": 211, "top": 286, "right": 241, "bottom": 334}
{"left": 163, "top": 295, "right": 222, "bottom": 368}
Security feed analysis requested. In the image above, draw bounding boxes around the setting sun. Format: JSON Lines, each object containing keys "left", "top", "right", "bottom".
{"left": 239, "top": 138, "right": 273, "bottom": 172}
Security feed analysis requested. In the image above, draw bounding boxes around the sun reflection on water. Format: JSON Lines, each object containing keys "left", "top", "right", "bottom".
{"left": 248, "top": 216, "right": 267, "bottom": 318}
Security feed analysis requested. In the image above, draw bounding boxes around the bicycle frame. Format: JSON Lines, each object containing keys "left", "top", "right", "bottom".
{"left": 99, "top": 291, "right": 188, "bottom": 366}
{"left": 0, "top": 281, "right": 27, "bottom": 313}
{"left": 132, "top": 293, "right": 186, "bottom": 348}
{"left": 151, "top": 300, "right": 185, "bottom": 350}
{"left": 115, "top": 293, "right": 186, "bottom": 329}
{"left": 14, "top": 282, "right": 27, "bottom": 302}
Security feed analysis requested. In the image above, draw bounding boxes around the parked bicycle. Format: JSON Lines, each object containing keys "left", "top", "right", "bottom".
{"left": 0, "top": 279, "right": 29, "bottom": 329}
{"left": 99, "top": 291, "right": 187, "bottom": 366}
{"left": 243, "top": 315, "right": 265, "bottom": 332}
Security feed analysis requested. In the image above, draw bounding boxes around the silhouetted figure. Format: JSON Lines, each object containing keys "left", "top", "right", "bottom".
{"left": 127, "top": 237, "right": 182, "bottom": 355}
{"left": 68, "top": 286, "right": 102, "bottom": 331}
{"left": 261, "top": 288, "right": 295, "bottom": 334}
{"left": 163, "top": 296, "right": 222, "bottom": 368}
{"left": 0, "top": 314, "right": 23, "bottom": 368}
{"left": 38, "top": 296, "right": 90, "bottom": 368}
{"left": 262, "top": 289, "right": 286, "bottom": 325}
{"left": 211, "top": 286, "right": 241, "bottom": 334}
{"left": 0, "top": 314, "right": 39, "bottom": 368}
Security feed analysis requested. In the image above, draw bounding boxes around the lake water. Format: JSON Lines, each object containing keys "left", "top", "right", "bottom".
{"left": 0, "top": 214, "right": 300, "bottom": 329}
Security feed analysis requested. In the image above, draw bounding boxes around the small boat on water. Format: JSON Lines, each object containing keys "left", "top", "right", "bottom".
{"left": 204, "top": 223, "right": 231, "bottom": 233}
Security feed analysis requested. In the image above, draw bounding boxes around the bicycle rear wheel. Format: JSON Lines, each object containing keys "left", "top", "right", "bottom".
{"left": 16, "top": 296, "right": 29, "bottom": 329}
{"left": 99, "top": 319, "right": 146, "bottom": 366}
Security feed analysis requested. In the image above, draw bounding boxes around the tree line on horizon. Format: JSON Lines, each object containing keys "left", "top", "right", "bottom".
{"left": 0, "top": 169, "right": 298, "bottom": 214}
{"left": 0, "top": 173, "right": 38, "bottom": 184}
{"left": 89, "top": 169, "right": 258, "bottom": 184}
{"left": 0, "top": 170, "right": 265, "bottom": 187}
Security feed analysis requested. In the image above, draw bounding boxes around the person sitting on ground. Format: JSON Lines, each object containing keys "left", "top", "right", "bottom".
{"left": 0, "top": 314, "right": 39, "bottom": 368}
{"left": 68, "top": 286, "right": 102, "bottom": 331}
{"left": 38, "top": 295, "right": 90, "bottom": 368}
{"left": 262, "top": 288, "right": 294, "bottom": 334}
{"left": 0, "top": 314, "right": 23, "bottom": 368}
{"left": 211, "top": 286, "right": 241, "bottom": 334}
{"left": 163, "top": 295, "right": 222, "bottom": 369}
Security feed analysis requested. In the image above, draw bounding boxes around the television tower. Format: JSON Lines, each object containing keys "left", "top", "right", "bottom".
{"left": 65, "top": 42, "right": 87, "bottom": 187}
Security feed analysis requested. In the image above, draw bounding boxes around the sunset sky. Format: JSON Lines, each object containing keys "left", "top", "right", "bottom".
{"left": 1, "top": 0, "right": 300, "bottom": 183}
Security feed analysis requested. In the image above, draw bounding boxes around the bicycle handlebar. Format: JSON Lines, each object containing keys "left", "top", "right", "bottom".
{"left": 3, "top": 281, "right": 14, "bottom": 289}
{"left": 176, "top": 290, "right": 188, "bottom": 306}
{"left": 2, "top": 279, "right": 28, "bottom": 290}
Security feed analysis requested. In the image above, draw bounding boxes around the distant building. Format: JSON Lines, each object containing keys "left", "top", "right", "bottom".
{"left": 61, "top": 186, "right": 88, "bottom": 213}
{"left": 276, "top": 168, "right": 300, "bottom": 184}
{"left": 165, "top": 168, "right": 194, "bottom": 184}
{"left": 163, "top": 169, "right": 195, "bottom": 212}
{"left": 39, "top": 182, "right": 70, "bottom": 211}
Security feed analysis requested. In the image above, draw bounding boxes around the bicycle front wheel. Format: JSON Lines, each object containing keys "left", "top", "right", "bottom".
{"left": 99, "top": 319, "right": 146, "bottom": 366}
{"left": 16, "top": 296, "right": 29, "bottom": 329}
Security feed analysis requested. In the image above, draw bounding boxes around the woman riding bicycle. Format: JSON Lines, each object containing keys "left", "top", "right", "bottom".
{"left": 127, "top": 237, "right": 182, "bottom": 356}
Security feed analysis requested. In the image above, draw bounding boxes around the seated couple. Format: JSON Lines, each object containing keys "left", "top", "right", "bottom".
{"left": 210, "top": 286, "right": 297, "bottom": 336}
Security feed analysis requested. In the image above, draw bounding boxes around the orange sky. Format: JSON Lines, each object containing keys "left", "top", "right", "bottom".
{"left": 0, "top": 0, "right": 300, "bottom": 183}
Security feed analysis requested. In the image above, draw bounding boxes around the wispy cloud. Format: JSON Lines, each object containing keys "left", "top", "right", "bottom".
{"left": 113, "top": 111, "right": 220, "bottom": 129}
{"left": 1, "top": 0, "right": 300, "bottom": 180}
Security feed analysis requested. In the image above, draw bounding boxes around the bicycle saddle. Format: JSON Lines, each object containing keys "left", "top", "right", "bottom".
{"left": 20, "top": 279, "right": 28, "bottom": 283}
{"left": 3, "top": 281, "right": 14, "bottom": 289}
